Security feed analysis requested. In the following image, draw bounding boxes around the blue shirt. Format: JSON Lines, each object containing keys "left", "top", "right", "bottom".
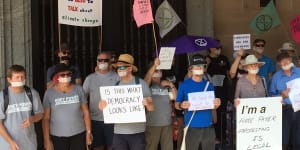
{"left": 176, "top": 78, "right": 214, "bottom": 128}
{"left": 269, "top": 67, "right": 300, "bottom": 104}
{"left": 258, "top": 56, "right": 276, "bottom": 89}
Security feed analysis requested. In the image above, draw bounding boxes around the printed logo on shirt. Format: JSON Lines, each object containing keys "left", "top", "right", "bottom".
{"left": 7, "top": 102, "right": 32, "bottom": 114}
{"left": 152, "top": 88, "right": 169, "bottom": 96}
{"left": 55, "top": 95, "right": 80, "bottom": 106}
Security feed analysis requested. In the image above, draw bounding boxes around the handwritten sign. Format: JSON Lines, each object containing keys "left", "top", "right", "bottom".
{"left": 157, "top": 47, "right": 176, "bottom": 70}
{"left": 188, "top": 91, "right": 215, "bottom": 111}
{"left": 290, "top": 15, "right": 300, "bottom": 43}
{"left": 100, "top": 85, "right": 145, "bottom": 123}
{"left": 233, "top": 34, "right": 251, "bottom": 50}
{"left": 58, "top": 0, "right": 102, "bottom": 27}
{"left": 287, "top": 78, "right": 300, "bottom": 112}
{"left": 236, "top": 97, "right": 282, "bottom": 150}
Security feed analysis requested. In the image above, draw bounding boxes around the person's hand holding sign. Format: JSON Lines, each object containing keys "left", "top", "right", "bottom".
{"left": 213, "top": 98, "right": 221, "bottom": 109}
{"left": 98, "top": 100, "right": 107, "bottom": 110}
{"left": 142, "top": 97, "right": 154, "bottom": 111}
{"left": 179, "top": 101, "right": 190, "bottom": 109}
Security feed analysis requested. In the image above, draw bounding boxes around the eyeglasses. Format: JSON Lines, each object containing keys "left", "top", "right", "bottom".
{"left": 193, "top": 64, "right": 207, "bottom": 68}
{"left": 97, "top": 59, "right": 110, "bottom": 62}
{"left": 58, "top": 72, "right": 72, "bottom": 77}
{"left": 117, "top": 66, "right": 129, "bottom": 70}
{"left": 255, "top": 44, "right": 265, "bottom": 47}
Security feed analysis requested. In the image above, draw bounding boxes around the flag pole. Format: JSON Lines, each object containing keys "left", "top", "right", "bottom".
{"left": 152, "top": 23, "right": 159, "bottom": 57}
{"left": 58, "top": 23, "right": 61, "bottom": 51}
{"left": 57, "top": 0, "right": 61, "bottom": 52}
{"left": 98, "top": 26, "right": 102, "bottom": 53}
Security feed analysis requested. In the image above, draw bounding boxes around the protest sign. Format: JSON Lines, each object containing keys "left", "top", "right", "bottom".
{"left": 58, "top": 0, "right": 102, "bottom": 27}
{"left": 287, "top": 78, "right": 300, "bottom": 112}
{"left": 133, "top": 0, "right": 154, "bottom": 27}
{"left": 100, "top": 85, "right": 145, "bottom": 123}
{"left": 290, "top": 15, "right": 300, "bottom": 43}
{"left": 233, "top": 34, "right": 251, "bottom": 50}
{"left": 157, "top": 47, "right": 176, "bottom": 70}
{"left": 188, "top": 91, "right": 215, "bottom": 111}
{"left": 236, "top": 97, "right": 282, "bottom": 150}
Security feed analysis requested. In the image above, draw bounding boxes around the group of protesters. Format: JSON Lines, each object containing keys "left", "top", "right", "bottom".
{"left": 0, "top": 39, "right": 299, "bottom": 150}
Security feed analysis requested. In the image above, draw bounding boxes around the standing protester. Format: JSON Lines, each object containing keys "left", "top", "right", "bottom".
{"left": 144, "top": 58, "right": 177, "bottom": 150}
{"left": 269, "top": 52, "right": 300, "bottom": 150}
{"left": 278, "top": 42, "right": 300, "bottom": 66}
{"left": 42, "top": 63, "right": 92, "bottom": 150}
{"left": 234, "top": 55, "right": 268, "bottom": 101}
{"left": 83, "top": 52, "right": 119, "bottom": 150}
{"left": 206, "top": 44, "right": 230, "bottom": 146}
{"left": 175, "top": 54, "right": 221, "bottom": 150}
{"left": 99, "top": 54, "right": 154, "bottom": 150}
{"left": 0, "top": 65, "right": 44, "bottom": 150}
{"left": 46, "top": 43, "right": 82, "bottom": 89}
{"left": 252, "top": 39, "right": 276, "bottom": 88}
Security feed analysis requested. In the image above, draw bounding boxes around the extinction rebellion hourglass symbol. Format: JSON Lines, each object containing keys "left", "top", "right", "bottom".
{"left": 255, "top": 15, "right": 273, "bottom": 32}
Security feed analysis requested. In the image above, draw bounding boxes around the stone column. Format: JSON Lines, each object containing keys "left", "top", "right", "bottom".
{"left": 0, "top": 0, "right": 32, "bottom": 87}
{"left": 186, "top": 0, "right": 214, "bottom": 59}
{"left": 186, "top": 0, "right": 214, "bottom": 36}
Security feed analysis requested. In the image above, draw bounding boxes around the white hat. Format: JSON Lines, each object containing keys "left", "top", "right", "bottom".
{"left": 278, "top": 42, "right": 296, "bottom": 53}
{"left": 242, "top": 55, "right": 265, "bottom": 66}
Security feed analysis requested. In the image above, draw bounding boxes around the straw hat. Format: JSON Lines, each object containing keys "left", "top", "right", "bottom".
{"left": 112, "top": 54, "right": 138, "bottom": 72}
{"left": 278, "top": 42, "right": 296, "bottom": 53}
{"left": 242, "top": 55, "right": 265, "bottom": 66}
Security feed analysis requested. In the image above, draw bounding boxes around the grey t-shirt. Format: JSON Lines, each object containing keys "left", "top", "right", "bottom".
{"left": 146, "top": 84, "right": 172, "bottom": 126}
{"left": 43, "top": 85, "right": 87, "bottom": 137}
{"left": 114, "top": 76, "right": 151, "bottom": 134}
{"left": 235, "top": 76, "right": 267, "bottom": 98}
{"left": 83, "top": 71, "right": 119, "bottom": 121}
{"left": 0, "top": 88, "right": 44, "bottom": 150}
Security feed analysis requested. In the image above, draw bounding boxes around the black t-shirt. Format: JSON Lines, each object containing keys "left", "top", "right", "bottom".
{"left": 207, "top": 55, "right": 230, "bottom": 100}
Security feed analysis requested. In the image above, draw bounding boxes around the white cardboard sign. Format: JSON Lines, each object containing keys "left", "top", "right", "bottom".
{"left": 100, "top": 85, "right": 145, "bottom": 123}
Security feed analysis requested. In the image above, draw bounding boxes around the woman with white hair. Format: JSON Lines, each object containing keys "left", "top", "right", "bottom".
{"left": 234, "top": 54, "right": 268, "bottom": 104}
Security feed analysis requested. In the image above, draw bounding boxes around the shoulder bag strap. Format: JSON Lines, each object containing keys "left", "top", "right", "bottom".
{"left": 186, "top": 81, "right": 210, "bottom": 127}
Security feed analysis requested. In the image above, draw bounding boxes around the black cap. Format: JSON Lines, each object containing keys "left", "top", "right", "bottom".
{"left": 51, "top": 63, "right": 72, "bottom": 79}
{"left": 191, "top": 54, "right": 206, "bottom": 65}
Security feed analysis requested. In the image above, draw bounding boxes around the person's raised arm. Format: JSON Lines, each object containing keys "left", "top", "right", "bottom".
{"left": 229, "top": 49, "right": 244, "bottom": 79}
{"left": 144, "top": 58, "right": 160, "bottom": 85}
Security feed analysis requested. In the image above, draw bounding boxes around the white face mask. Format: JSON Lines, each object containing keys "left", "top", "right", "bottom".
{"left": 10, "top": 80, "right": 26, "bottom": 87}
{"left": 58, "top": 77, "right": 71, "bottom": 83}
{"left": 152, "top": 72, "right": 162, "bottom": 78}
{"left": 254, "top": 47, "right": 264, "bottom": 54}
{"left": 118, "top": 71, "right": 127, "bottom": 77}
{"left": 247, "top": 69, "right": 259, "bottom": 74}
{"left": 98, "top": 63, "right": 108, "bottom": 70}
{"left": 281, "top": 63, "right": 294, "bottom": 70}
{"left": 192, "top": 70, "right": 204, "bottom": 75}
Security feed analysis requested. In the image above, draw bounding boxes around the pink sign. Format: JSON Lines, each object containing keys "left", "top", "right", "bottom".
{"left": 133, "top": 0, "right": 154, "bottom": 27}
{"left": 290, "top": 15, "right": 300, "bottom": 43}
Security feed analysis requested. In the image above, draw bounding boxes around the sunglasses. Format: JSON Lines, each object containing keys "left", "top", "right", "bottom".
{"left": 97, "top": 59, "right": 110, "bottom": 62}
{"left": 61, "top": 51, "right": 71, "bottom": 55}
{"left": 117, "top": 66, "right": 129, "bottom": 70}
{"left": 58, "top": 72, "right": 72, "bottom": 77}
{"left": 193, "top": 64, "right": 207, "bottom": 68}
{"left": 255, "top": 44, "right": 265, "bottom": 47}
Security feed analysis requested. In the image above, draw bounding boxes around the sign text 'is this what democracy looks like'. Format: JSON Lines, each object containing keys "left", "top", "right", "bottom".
{"left": 100, "top": 85, "right": 146, "bottom": 123}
